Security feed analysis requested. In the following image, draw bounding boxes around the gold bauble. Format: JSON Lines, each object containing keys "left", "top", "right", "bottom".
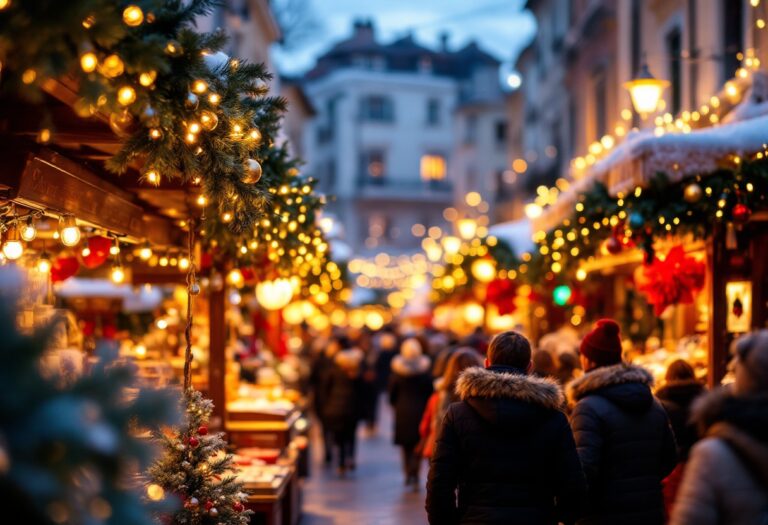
{"left": 244, "top": 159, "right": 262, "bottom": 184}
{"left": 185, "top": 92, "right": 199, "bottom": 110}
{"left": 200, "top": 110, "right": 218, "bottom": 131}
{"left": 99, "top": 54, "right": 124, "bottom": 78}
{"left": 683, "top": 183, "right": 703, "bottom": 203}
{"left": 108, "top": 111, "right": 135, "bottom": 137}
{"left": 189, "top": 281, "right": 201, "bottom": 296}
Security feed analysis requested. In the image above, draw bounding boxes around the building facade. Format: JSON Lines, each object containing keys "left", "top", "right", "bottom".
{"left": 302, "top": 20, "right": 507, "bottom": 256}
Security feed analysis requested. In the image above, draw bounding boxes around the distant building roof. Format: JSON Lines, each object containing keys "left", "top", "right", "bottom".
{"left": 305, "top": 19, "right": 502, "bottom": 82}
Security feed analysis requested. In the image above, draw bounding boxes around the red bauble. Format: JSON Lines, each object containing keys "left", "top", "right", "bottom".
{"left": 204, "top": 501, "right": 214, "bottom": 511}
{"left": 51, "top": 256, "right": 80, "bottom": 283}
{"left": 733, "top": 203, "right": 752, "bottom": 223}
{"left": 233, "top": 502, "right": 244, "bottom": 512}
{"left": 79, "top": 235, "right": 112, "bottom": 269}
{"left": 188, "top": 436, "right": 200, "bottom": 448}
{"left": 197, "top": 425, "right": 208, "bottom": 435}
{"left": 605, "top": 236, "right": 622, "bottom": 254}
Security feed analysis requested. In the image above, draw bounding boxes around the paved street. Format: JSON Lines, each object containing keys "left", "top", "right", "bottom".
{"left": 302, "top": 401, "right": 428, "bottom": 525}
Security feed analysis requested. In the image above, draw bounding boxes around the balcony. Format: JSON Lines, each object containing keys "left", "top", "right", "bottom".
{"left": 355, "top": 175, "right": 453, "bottom": 202}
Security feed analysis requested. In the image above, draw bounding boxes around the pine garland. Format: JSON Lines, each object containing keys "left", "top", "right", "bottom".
{"left": 0, "top": 0, "right": 289, "bottom": 232}
{"left": 147, "top": 390, "right": 250, "bottom": 525}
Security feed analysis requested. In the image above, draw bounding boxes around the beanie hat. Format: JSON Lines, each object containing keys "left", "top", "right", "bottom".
{"left": 580, "top": 319, "right": 622, "bottom": 367}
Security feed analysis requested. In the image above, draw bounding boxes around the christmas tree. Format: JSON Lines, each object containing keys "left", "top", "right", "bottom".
{"left": 147, "top": 390, "right": 250, "bottom": 525}
{"left": 0, "top": 271, "right": 180, "bottom": 525}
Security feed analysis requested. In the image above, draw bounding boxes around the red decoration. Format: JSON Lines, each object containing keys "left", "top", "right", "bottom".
{"left": 733, "top": 203, "right": 752, "bottom": 223}
{"left": 240, "top": 267, "right": 255, "bottom": 282}
{"left": 485, "top": 278, "right": 518, "bottom": 315}
{"left": 51, "top": 256, "right": 80, "bottom": 283}
{"left": 233, "top": 502, "right": 244, "bottom": 512}
{"left": 79, "top": 236, "right": 112, "bottom": 269}
{"left": 604, "top": 236, "right": 622, "bottom": 254}
{"left": 197, "top": 425, "right": 208, "bottom": 436}
{"left": 204, "top": 501, "right": 214, "bottom": 511}
{"left": 188, "top": 436, "right": 199, "bottom": 448}
{"left": 635, "top": 246, "right": 706, "bottom": 316}
{"left": 732, "top": 297, "right": 744, "bottom": 318}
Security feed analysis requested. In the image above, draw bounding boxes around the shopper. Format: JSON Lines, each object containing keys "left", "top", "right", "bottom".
{"left": 532, "top": 348, "right": 557, "bottom": 378}
{"left": 567, "top": 319, "right": 677, "bottom": 525}
{"left": 389, "top": 337, "right": 433, "bottom": 488}
{"left": 322, "top": 337, "right": 364, "bottom": 476}
{"left": 656, "top": 359, "right": 706, "bottom": 514}
{"left": 419, "top": 348, "right": 482, "bottom": 460}
{"left": 309, "top": 336, "right": 337, "bottom": 465}
{"left": 670, "top": 330, "right": 768, "bottom": 525}
{"left": 426, "top": 331, "right": 586, "bottom": 525}
{"left": 554, "top": 351, "right": 580, "bottom": 386}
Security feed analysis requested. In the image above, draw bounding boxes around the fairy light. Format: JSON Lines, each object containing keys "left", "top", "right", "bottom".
{"left": 122, "top": 5, "right": 144, "bottom": 26}
{"left": 191, "top": 79, "right": 208, "bottom": 94}
{"left": 139, "top": 71, "right": 157, "bottom": 86}
{"left": 80, "top": 52, "right": 98, "bottom": 73}
{"left": 117, "top": 85, "right": 136, "bottom": 106}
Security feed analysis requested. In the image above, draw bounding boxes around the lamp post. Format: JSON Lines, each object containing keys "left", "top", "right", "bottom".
{"left": 624, "top": 61, "right": 669, "bottom": 118}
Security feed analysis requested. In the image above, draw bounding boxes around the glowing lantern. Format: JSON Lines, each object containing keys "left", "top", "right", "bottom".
{"left": 624, "top": 62, "right": 669, "bottom": 117}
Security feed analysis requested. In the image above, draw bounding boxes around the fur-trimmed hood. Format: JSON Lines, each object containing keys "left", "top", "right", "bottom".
{"left": 456, "top": 366, "right": 565, "bottom": 427}
{"left": 690, "top": 386, "right": 768, "bottom": 443}
{"left": 566, "top": 363, "right": 654, "bottom": 412}
{"left": 391, "top": 354, "right": 431, "bottom": 376}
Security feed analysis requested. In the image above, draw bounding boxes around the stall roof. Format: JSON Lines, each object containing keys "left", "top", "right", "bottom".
{"left": 489, "top": 218, "right": 534, "bottom": 256}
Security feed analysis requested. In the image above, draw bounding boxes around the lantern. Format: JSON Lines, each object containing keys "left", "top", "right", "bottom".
{"left": 624, "top": 62, "right": 669, "bottom": 117}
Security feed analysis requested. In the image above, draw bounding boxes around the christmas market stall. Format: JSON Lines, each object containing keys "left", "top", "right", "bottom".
{"left": 528, "top": 70, "right": 768, "bottom": 386}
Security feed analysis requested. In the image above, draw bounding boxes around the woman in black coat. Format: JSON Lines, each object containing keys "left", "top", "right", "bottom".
{"left": 388, "top": 337, "right": 433, "bottom": 487}
{"left": 322, "top": 346, "right": 364, "bottom": 475}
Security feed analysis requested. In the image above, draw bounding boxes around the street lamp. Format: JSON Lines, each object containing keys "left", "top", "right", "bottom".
{"left": 624, "top": 61, "right": 669, "bottom": 117}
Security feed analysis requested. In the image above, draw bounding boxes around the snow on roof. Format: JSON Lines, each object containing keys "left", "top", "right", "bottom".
{"left": 489, "top": 218, "right": 534, "bottom": 255}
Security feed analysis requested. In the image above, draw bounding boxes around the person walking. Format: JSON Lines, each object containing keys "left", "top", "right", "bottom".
{"left": 309, "top": 336, "right": 337, "bottom": 465}
{"left": 670, "top": 331, "right": 768, "bottom": 525}
{"left": 322, "top": 337, "right": 364, "bottom": 476}
{"left": 426, "top": 331, "right": 586, "bottom": 525}
{"left": 567, "top": 319, "right": 677, "bottom": 525}
{"left": 655, "top": 359, "right": 706, "bottom": 514}
{"left": 389, "top": 337, "right": 433, "bottom": 489}
{"left": 419, "top": 348, "right": 483, "bottom": 461}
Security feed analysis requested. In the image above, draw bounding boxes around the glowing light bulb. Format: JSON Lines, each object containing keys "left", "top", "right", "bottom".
{"left": 122, "top": 5, "right": 144, "bottom": 26}
{"left": 139, "top": 242, "right": 152, "bottom": 261}
{"left": 191, "top": 79, "right": 208, "bottom": 94}
{"left": 139, "top": 71, "right": 157, "bottom": 87}
{"left": 159, "top": 255, "right": 169, "bottom": 267}
{"left": 196, "top": 195, "right": 207, "bottom": 206}
{"left": 109, "top": 243, "right": 120, "bottom": 255}
{"left": 2, "top": 234, "right": 23, "bottom": 260}
{"left": 227, "top": 268, "right": 244, "bottom": 288}
{"left": 36, "top": 252, "right": 52, "bottom": 273}
{"left": 221, "top": 211, "right": 233, "bottom": 223}
{"left": 178, "top": 256, "right": 190, "bottom": 270}
{"left": 249, "top": 129, "right": 262, "bottom": 142}
{"left": 80, "top": 52, "right": 98, "bottom": 73}
{"left": 110, "top": 263, "right": 125, "bottom": 283}
{"left": 117, "top": 85, "right": 136, "bottom": 106}
{"left": 20, "top": 218, "right": 36, "bottom": 241}
{"left": 187, "top": 121, "right": 201, "bottom": 134}
{"left": 145, "top": 169, "right": 160, "bottom": 185}
{"left": 208, "top": 93, "right": 221, "bottom": 105}
{"left": 59, "top": 216, "right": 81, "bottom": 246}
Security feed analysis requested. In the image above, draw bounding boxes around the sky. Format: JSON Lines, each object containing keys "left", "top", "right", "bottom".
{"left": 272, "top": 0, "right": 537, "bottom": 78}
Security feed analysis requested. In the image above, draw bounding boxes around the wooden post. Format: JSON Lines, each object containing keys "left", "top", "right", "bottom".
{"left": 707, "top": 227, "right": 728, "bottom": 388}
{"left": 208, "top": 286, "right": 227, "bottom": 429}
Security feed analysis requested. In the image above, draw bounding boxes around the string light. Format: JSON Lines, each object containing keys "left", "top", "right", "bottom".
{"left": 36, "top": 251, "right": 52, "bottom": 273}
{"left": 80, "top": 52, "right": 98, "bottom": 73}
{"left": 2, "top": 225, "right": 23, "bottom": 260}
{"left": 139, "top": 242, "right": 152, "bottom": 261}
{"left": 139, "top": 70, "right": 157, "bottom": 87}
{"left": 110, "top": 262, "right": 125, "bottom": 283}
{"left": 191, "top": 79, "right": 208, "bottom": 94}
{"left": 20, "top": 217, "right": 36, "bottom": 241}
{"left": 122, "top": 5, "right": 144, "bottom": 26}
{"left": 59, "top": 215, "right": 81, "bottom": 246}
{"left": 208, "top": 93, "right": 221, "bottom": 105}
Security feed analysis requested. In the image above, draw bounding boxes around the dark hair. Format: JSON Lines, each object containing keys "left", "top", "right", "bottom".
{"left": 665, "top": 359, "right": 696, "bottom": 382}
{"left": 442, "top": 347, "right": 483, "bottom": 393}
{"left": 487, "top": 331, "right": 531, "bottom": 368}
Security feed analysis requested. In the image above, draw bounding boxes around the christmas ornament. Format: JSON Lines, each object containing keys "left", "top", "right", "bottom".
{"left": 485, "top": 278, "right": 518, "bottom": 316}
{"left": 176, "top": 444, "right": 186, "bottom": 452}
{"left": 50, "top": 256, "right": 80, "bottom": 283}
{"left": 108, "top": 111, "right": 135, "bottom": 137}
{"left": 189, "top": 436, "right": 199, "bottom": 448}
{"left": 604, "top": 236, "right": 622, "bottom": 255}
{"left": 122, "top": 5, "right": 144, "bottom": 26}
{"left": 233, "top": 502, "right": 244, "bottom": 513}
{"left": 244, "top": 159, "right": 262, "bottom": 184}
{"left": 200, "top": 110, "right": 218, "bottom": 131}
{"left": 628, "top": 212, "right": 645, "bottom": 230}
{"left": 733, "top": 203, "right": 752, "bottom": 223}
{"left": 683, "top": 182, "right": 703, "bottom": 203}
{"left": 99, "top": 54, "right": 124, "bottom": 78}
{"left": 197, "top": 425, "right": 208, "bottom": 435}
{"left": 635, "top": 246, "right": 705, "bottom": 316}
{"left": 205, "top": 501, "right": 214, "bottom": 511}
{"left": 203, "top": 51, "right": 230, "bottom": 72}
{"left": 189, "top": 281, "right": 201, "bottom": 296}
{"left": 209, "top": 508, "right": 218, "bottom": 517}
{"left": 79, "top": 236, "right": 112, "bottom": 269}
{"left": 164, "top": 40, "right": 183, "bottom": 57}
{"left": 141, "top": 105, "right": 159, "bottom": 126}
{"left": 185, "top": 92, "right": 199, "bottom": 110}
{"left": 187, "top": 497, "right": 199, "bottom": 507}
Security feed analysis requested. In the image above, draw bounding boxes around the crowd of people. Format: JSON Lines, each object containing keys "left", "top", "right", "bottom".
{"left": 306, "top": 320, "right": 768, "bottom": 524}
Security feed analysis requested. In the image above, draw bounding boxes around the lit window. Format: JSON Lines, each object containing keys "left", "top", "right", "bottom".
{"left": 421, "top": 154, "right": 446, "bottom": 181}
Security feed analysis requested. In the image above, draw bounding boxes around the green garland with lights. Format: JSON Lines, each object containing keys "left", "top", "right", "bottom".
{"left": 0, "top": 0, "right": 288, "bottom": 232}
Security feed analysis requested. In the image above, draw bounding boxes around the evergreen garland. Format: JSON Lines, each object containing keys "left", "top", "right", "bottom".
{"left": 0, "top": 273, "right": 180, "bottom": 525}
{"left": 147, "top": 390, "right": 250, "bottom": 525}
{"left": 0, "top": 0, "right": 288, "bottom": 232}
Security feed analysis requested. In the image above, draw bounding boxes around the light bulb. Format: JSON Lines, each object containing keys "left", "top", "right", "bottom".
{"left": 139, "top": 71, "right": 157, "bottom": 87}
{"left": 20, "top": 218, "right": 36, "bottom": 241}
{"left": 221, "top": 211, "right": 233, "bottom": 223}
{"left": 178, "top": 256, "right": 190, "bottom": 270}
{"left": 208, "top": 93, "right": 221, "bottom": 105}
{"left": 146, "top": 169, "right": 160, "bottom": 185}
{"left": 80, "top": 52, "right": 98, "bottom": 73}
{"left": 111, "top": 263, "right": 125, "bottom": 283}
{"left": 139, "top": 242, "right": 152, "bottom": 261}
{"left": 159, "top": 255, "right": 169, "bottom": 267}
{"left": 2, "top": 240, "right": 23, "bottom": 260}
{"left": 109, "top": 243, "right": 120, "bottom": 255}
{"left": 191, "top": 79, "right": 208, "bottom": 94}
{"left": 36, "top": 252, "right": 52, "bottom": 273}
{"left": 60, "top": 215, "right": 81, "bottom": 246}
{"left": 122, "top": 5, "right": 144, "bottom": 26}
{"left": 118, "top": 85, "right": 136, "bottom": 106}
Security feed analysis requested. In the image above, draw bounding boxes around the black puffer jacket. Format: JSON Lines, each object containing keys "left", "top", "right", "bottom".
{"left": 656, "top": 380, "right": 706, "bottom": 460}
{"left": 426, "top": 366, "right": 587, "bottom": 525}
{"left": 567, "top": 364, "right": 678, "bottom": 525}
{"left": 322, "top": 349, "right": 363, "bottom": 434}
{"left": 389, "top": 354, "right": 433, "bottom": 446}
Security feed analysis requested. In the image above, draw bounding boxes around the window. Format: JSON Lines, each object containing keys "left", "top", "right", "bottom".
{"left": 360, "top": 149, "right": 386, "bottom": 182}
{"left": 666, "top": 27, "right": 682, "bottom": 115}
{"left": 426, "top": 98, "right": 440, "bottom": 125}
{"left": 420, "top": 154, "right": 447, "bottom": 181}
{"left": 722, "top": 0, "right": 744, "bottom": 82}
{"left": 592, "top": 67, "right": 607, "bottom": 140}
{"left": 494, "top": 120, "right": 508, "bottom": 147}
{"left": 360, "top": 95, "right": 394, "bottom": 122}
{"left": 464, "top": 115, "right": 478, "bottom": 145}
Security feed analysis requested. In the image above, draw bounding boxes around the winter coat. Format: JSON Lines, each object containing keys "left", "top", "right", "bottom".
{"left": 388, "top": 354, "right": 433, "bottom": 446}
{"left": 309, "top": 352, "right": 334, "bottom": 420}
{"left": 426, "top": 366, "right": 587, "bottom": 525}
{"left": 567, "top": 363, "right": 678, "bottom": 525}
{"left": 670, "top": 388, "right": 768, "bottom": 525}
{"left": 322, "top": 350, "right": 363, "bottom": 434}
{"left": 656, "top": 379, "right": 706, "bottom": 460}
{"left": 375, "top": 348, "right": 398, "bottom": 391}
{"left": 419, "top": 379, "right": 457, "bottom": 459}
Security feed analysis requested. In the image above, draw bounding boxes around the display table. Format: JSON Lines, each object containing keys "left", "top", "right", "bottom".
{"left": 237, "top": 463, "right": 301, "bottom": 525}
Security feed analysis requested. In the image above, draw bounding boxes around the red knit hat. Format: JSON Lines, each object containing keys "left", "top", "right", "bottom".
{"left": 580, "top": 319, "right": 622, "bottom": 366}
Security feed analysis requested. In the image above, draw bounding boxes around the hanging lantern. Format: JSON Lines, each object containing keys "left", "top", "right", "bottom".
{"left": 624, "top": 61, "right": 669, "bottom": 117}
{"left": 256, "top": 278, "right": 294, "bottom": 310}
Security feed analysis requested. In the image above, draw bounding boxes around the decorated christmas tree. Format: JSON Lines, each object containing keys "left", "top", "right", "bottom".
{"left": 0, "top": 271, "right": 180, "bottom": 525}
{"left": 147, "top": 390, "right": 250, "bottom": 525}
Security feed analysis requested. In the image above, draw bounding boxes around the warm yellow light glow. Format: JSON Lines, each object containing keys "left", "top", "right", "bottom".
{"left": 100, "top": 54, "right": 124, "bottom": 78}
{"left": 117, "top": 85, "right": 136, "bottom": 106}
{"left": 187, "top": 121, "right": 201, "bottom": 134}
{"left": 2, "top": 230, "right": 23, "bottom": 260}
{"left": 420, "top": 154, "right": 447, "bottom": 181}
{"left": 80, "top": 52, "right": 98, "bottom": 73}
{"left": 145, "top": 169, "right": 159, "bottom": 185}
{"left": 110, "top": 264, "right": 125, "bottom": 283}
{"left": 465, "top": 192, "right": 482, "bottom": 207}
{"left": 256, "top": 278, "right": 294, "bottom": 310}
{"left": 249, "top": 129, "right": 262, "bottom": 142}
{"left": 178, "top": 256, "right": 190, "bottom": 270}
{"left": 20, "top": 220, "right": 36, "bottom": 242}
{"left": 208, "top": 93, "right": 221, "bottom": 105}
{"left": 471, "top": 258, "right": 496, "bottom": 283}
{"left": 139, "top": 71, "right": 157, "bottom": 86}
{"left": 139, "top": 242, "right": 152, "bottom": 261}
{"left": 457, "top": 218, "right": 478, "bottom": 240}
{"left": 22, "top": 69, "right": 37, "bottom": 84}
{"left": 524, "top": 203, "right": 543, "bottom": 219}
{"left": 226, "top": 268, "right": 244, "bottom": 288}
{"left": 512, "top": 158, "right": 528, "bottom": 173}
{"left": 122, "top": 5, "right": 144, "bottom": 26}
{"left": 191, "top": 79, "right": 208, "bottom": 94}
{"left": 36, "top": 253, "right": 52, "bottom": 273}
{"left": 442, "top": 236, "right": 462, "bottom": 255}
{"left": 625, "top": 63, "right": 669, "bottom": 116}
{"left": 464, "top": 302, "right": 485, "bottom": 325}
{"left": 146, "top": 484, "right": 164, "bottom": 501}
{"left": 60, "top": 216, "right": 81, "bottom": 246}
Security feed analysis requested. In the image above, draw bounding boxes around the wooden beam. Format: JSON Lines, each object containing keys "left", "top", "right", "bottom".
{"left": 208, "top": 286, "right": 227, "bottom": 430}
{"left": 708, "top": 228, "right": 728, "bottom": 388}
